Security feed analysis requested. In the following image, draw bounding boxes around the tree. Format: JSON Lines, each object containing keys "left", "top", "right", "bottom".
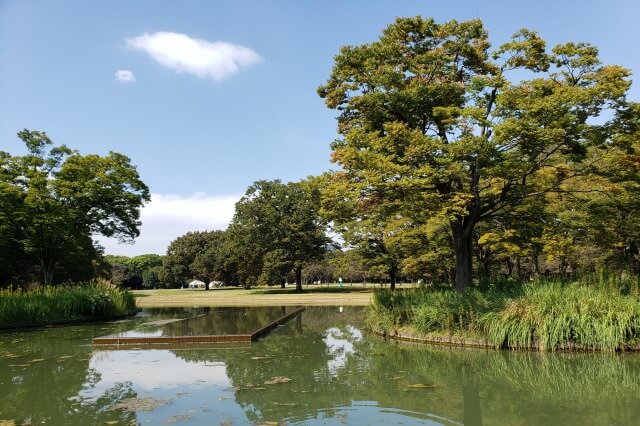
{"left": 105, "top": 254, "right": 163, "bottom": 289}
{"left": 0, "top": 130, "right": 149, "bottom": 286}
{"left": 225, "top": 180, "right": 328, "bottom": 292}
{"left": 191, "top": 230, "right": 227, "bottom": 284}
{"left": 161, "top": 231, "right": 226, "bottom": 288}
{"left": 318, "top": 17, "right": 634, "bottom": 290}
{"left": 142, "top": 266, "right": 161, "bottom": 289}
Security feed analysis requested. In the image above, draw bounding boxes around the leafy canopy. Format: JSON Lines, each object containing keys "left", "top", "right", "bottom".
{"left": 318, "top": 16, "right": 634, "bottom": 289}
{"left": 0, "top": 130, "right": 150, "bottom": 285}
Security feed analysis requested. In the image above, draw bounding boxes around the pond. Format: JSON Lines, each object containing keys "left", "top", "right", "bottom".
{"left": 100, "top": 306, "right": 301, "bottom": 338}
{"left": 1, "top": 306, "right": 639, "bottom": 425}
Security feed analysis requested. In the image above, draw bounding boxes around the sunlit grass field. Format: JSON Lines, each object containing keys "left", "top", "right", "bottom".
{"left": 132, "top": 284, "right": 379, "bottom": 307}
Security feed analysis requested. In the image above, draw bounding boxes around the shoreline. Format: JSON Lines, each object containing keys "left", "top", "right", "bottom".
{"left": 375, "top": 328, "right": 640, "bottom": 352}
{"left": 0, "top": 313, "right": 135, "bottom": 332}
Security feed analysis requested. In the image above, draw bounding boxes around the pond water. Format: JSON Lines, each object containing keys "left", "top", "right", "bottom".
{"left": 1, "top": 306, "right": 639, "bottom": 425}
{"left": 104, "top": 306, "right": 299, "bottom": 338}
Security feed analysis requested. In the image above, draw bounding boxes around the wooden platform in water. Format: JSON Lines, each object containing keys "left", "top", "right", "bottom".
{"left": 92, "top": 306, "right": 305, "bottom": 346}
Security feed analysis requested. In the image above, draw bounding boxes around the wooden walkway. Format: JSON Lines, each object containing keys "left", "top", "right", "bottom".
{"left": 93, "top": 306, "right": 305, "bottom": 346}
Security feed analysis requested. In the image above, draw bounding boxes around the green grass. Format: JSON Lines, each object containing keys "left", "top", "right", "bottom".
{"left": 367, "top": 280, "right": 640, "bottom": 352}
{"left": 0, "top": 280, "right": 136, "bottom": 328}
{"left": 482, "top": 283, "right": 640, "bottom": 351}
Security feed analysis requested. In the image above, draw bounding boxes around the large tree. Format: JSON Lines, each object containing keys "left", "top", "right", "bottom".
{"left": 318, "top": 16, "right": 634, "bottom": 290}
{"left": 105, "top": 254, "right": 163, "bottom": 289}
{"left": 161, "top": 231, "right": 223, "bottom": 288}
{"left": 0, "top": 130, "right": 149, "bottom": 286}
{"left": 226, "top": 180, "right": 328, "bottom": 292}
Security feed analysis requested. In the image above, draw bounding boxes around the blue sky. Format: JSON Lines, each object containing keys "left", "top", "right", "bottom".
{"left": 1, "top": 0, "right": 639, "bottom": 255}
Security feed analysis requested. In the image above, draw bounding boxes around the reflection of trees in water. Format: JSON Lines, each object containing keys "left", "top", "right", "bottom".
{"left": 148, "top": 306, "right": 299, "bottom": 336}
{"left": 172, "top": 307, "right": 465, "bottom": 424}
{"left": 171, "top": 307, "right": 640, "bottom": 425}
{"left": 364, "top": 341, "right": 640, "bottom": 426}
{"left": 6, "top": 308, "right": 637, "bottom": 425}
{"left": 0, "top": 325, "right": 137, "bottom": 425}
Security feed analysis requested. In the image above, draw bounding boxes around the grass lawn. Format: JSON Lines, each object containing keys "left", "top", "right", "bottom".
{"left": 132, "top": 284, "right": 376, "bottom": 307}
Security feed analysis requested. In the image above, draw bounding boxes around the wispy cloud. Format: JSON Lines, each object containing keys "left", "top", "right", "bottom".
{"left": 115, "top": 69, "right": 136, "bottom": 82}
{"left": 126, "top": 32, "right": 261, "bottom": 81}
{"left": 96, "top": 192, "right": 240, "bottom": 256}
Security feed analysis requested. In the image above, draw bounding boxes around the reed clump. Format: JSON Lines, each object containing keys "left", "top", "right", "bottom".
{"left": 367, "top": 280, "right": 640, "bottom": 352}
{"left": 0, "top": 280, "right": 136, "bottom": 328}
{"left": 482, "top": 283, "right": 640, "bottom": 351}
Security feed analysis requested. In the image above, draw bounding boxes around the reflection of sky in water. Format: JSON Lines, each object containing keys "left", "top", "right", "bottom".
{"left": 77, "top": 349, "right": 231, "bottom": 399}
{"left": 111, "top": 329, "right": 163, "bottom": 338}
{"left": 73, "top": 349, "right": 249, "bottom": 424}
{"left": 322, "top": 325, "right": 363, "bottom": 376}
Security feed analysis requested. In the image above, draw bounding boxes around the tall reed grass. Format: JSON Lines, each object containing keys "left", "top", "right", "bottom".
{"left": 0, "top": 280, "right": 136, "bottom": 327}
{"left": 367, "top": 279, "right": 640, "bottom": 352}
{"left": 482, "top": 283, "right": 640, "bottom": 351}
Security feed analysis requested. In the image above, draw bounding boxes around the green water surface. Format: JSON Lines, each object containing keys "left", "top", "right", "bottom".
{"left": 0, "top": 306, "right": 639, "bottom": 425}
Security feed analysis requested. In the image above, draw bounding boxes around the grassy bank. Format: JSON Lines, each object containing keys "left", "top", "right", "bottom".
{"left": 132, "top": 286, "right": 373, "bottom": 308}
{"left": 367, "top": 281, "right": 640, "bottom": 352}
{"left": 0, "top": 281, "right": 136, "bottom": 328}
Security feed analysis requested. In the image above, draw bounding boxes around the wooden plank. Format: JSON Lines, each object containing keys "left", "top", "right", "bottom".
{"left": 251, "top": 307, "right": 306, "bottom": 341}
{"left": 92, "top": 306, "right": 306, "bottom": 347}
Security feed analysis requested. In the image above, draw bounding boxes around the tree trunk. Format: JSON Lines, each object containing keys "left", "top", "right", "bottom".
{"left": 462, "top": 370, "right": 483, "bottom": 426}
{"left": 389, "top": 262, "right": 397, "bottom": 291}
{"left": 630, "top": 241, "right": 640, "bottom": 276}
{"left": 39, "top": 255, "right": 56, "bottom": 287}
{"left": 516, "top": 256, "right": 523, "bottom": 280}
{"left": 295, "top": 265, "right": 303, "bottom": 293}
{"left": 281, "top": 278, "right": 286, "bottom": 289}
{"left": 532, "top": 251, "right": 540, "bottom": 276}
{"left": 451, "top": 221, "right": 474, "bottom": 291}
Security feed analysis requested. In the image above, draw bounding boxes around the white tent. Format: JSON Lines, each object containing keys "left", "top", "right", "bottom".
{"left": 208, "top": 281, "right": 225, "bottom": 289}
{"left": 188, "top": 280, "right": 206, "bottom": 289}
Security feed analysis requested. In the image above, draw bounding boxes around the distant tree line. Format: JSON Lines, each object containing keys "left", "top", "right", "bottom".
{"left": 152, "top": 180, "right": 329, "bottom": 293}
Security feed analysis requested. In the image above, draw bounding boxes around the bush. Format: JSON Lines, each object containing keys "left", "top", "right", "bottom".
{"left": 481, "top": 283, "right": 640, "bottom": 351}
{"left": 367, "top": 285, "right": 495, "bottom": 334}
{"left": 367, "top": 279, "right": 640, "bottom": 352}
{"left": 0, "top": 280, "right": 136, "bottom": 327}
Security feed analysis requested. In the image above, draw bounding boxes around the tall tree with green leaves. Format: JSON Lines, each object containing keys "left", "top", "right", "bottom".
{"left": 319, "top": 16, "right": 634, "bottom": 290}
{"left": 0, "top": 130, "right": 150, "bottom": 286}
{"left": 226, "top": 180, "right": 328, "bottom": 292}
{"left": 191, "top": 230, "right": 227, "bottom": 284}
{"left": 105, "top": 254, "right": 163, "bottom": 288}
{"left": 161, "top": 231, "right": 219, "bottom": 288}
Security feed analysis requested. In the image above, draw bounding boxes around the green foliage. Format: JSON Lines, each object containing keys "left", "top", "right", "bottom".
{"left": 319, "top": 16, "right": 637, "bottom": 290}
{"left": 105, "top": 254, "right": 163, "bottom": 289}
{"left": 0, "top": 280, "right": 136, "bottom": 327}
{"left": 142, "top": 266, "right": 161, "bottom": 289}
{"left": 368, "top": 285, "right": 501, "bottom": 335}
{"left": 482, "top": 283, "right": 640, "bottom": 351}
{"left": 225, "top": 179, "right": 328, "bottom": 291}
{"left": 368, "top": 279, "right": 640, "bottom": 352}
{"left": 161, "top": 231, "right": 226, "bottom": 288}
{"left": 0, "top": 130, "right": 149, "bottom": 286}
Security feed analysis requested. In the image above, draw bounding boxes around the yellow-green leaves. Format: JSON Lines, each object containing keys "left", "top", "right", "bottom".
{"left": 319, "top": 16, "right": 639, "bottom": 289}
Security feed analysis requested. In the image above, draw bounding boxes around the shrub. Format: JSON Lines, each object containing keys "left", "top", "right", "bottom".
{"left": 481, "top": 283, "right": 640, "bottom": 351}
{"left": 0, "top": 280, "right": 136, "bottom": 327}
{"left": 367, "top": 278, "right": 640, "bottom": 352}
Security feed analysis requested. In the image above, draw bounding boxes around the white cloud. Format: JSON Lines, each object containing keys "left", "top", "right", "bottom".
{"left": 77, "top": 350, "right": 230, "bottom": 398}
{"left": 96, "top": 192, "right": 240, "bottom": 256}
{"left": 126, "top": 31, "right": 261, "bottom": 80}
{"left": 115, "top": 69, "right": 136, "bottom": 82}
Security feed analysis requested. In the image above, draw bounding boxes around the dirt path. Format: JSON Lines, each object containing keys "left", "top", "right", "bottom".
{"left": 132, "top": 287, "right": 373, "bottom": 308}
